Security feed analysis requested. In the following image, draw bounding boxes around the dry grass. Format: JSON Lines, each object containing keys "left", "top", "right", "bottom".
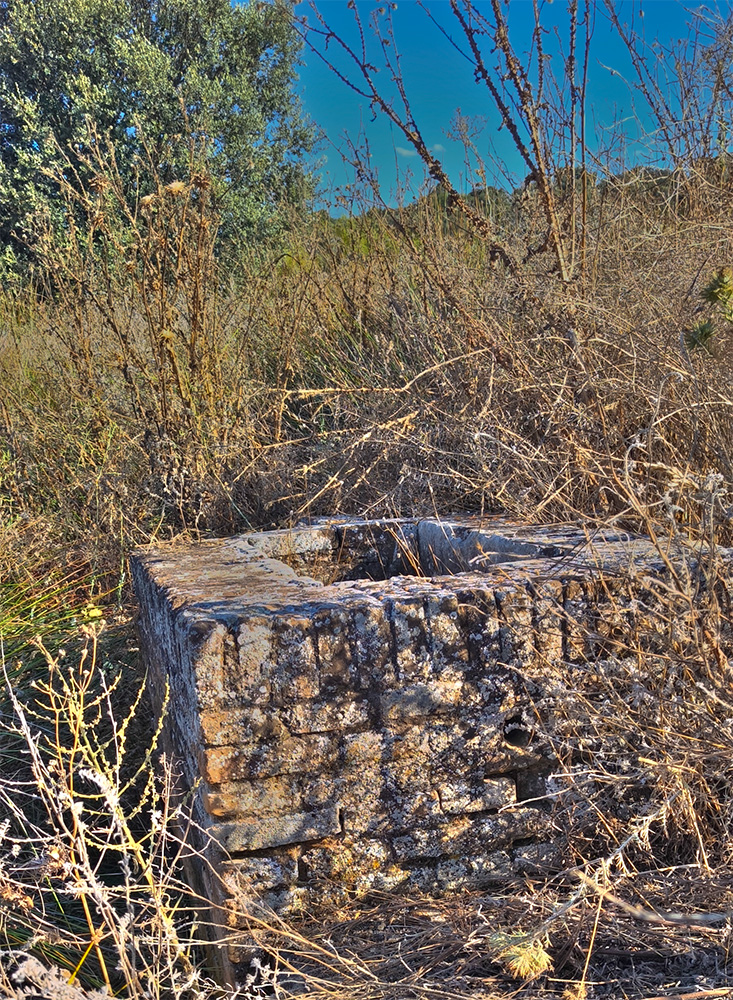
{"left": 3, "top": 164, "right": 733, "bottom": 580}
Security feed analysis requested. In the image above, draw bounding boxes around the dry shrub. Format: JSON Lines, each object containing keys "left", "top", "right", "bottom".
{"left": 4, "top": 170, "right": 733, "bottom": 576}
{"left": 0, "top": 624, "right": 218, "bottom": 999}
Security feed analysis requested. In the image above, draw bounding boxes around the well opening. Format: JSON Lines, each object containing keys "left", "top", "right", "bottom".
{"left": 250, "top": 517, "right": 580, "bottom": 585}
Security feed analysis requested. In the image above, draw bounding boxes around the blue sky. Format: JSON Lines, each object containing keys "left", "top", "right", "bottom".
{"left": 293, "top": 1, "right": 724, "bottom": 206}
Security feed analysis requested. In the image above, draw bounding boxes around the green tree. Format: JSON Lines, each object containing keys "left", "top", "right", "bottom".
{"left": 0, "top": 0, "right": 312, "bottom": 270}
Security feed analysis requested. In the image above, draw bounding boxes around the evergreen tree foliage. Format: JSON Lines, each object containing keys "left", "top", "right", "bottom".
{"left": 0, "top": 0, "right": 313, "bottom": 270}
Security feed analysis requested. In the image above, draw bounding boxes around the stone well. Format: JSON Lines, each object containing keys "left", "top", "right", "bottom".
{"left": 130, "top": 517, "right": 711, "bottom": 982}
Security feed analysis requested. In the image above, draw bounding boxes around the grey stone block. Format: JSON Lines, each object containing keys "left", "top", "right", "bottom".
{"left": 210, "top": 806, "right": 342, "bottom": 852}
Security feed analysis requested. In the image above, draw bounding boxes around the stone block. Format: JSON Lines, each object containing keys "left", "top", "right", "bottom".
{"left": 269, "top": 618, "right": 320, "bottom": 705}
{"left": 391, "top": 808, "right": 546, "bottom": 863}
{"left": 281, "top": 695, "right": 372, "bottom": 734}
{"left": 564, "top": 579, "right": 593, "bottom": 662}
{"left": 494, "top": 583, "right": 535, "bottom": 666}
{"left": 350, "top": 603, "right": 396, "bottom": 688}
{"left": 428, "top": 851, "right": 516, "bottom": 891}
{"left": 235, "top": 886, "right": 311, "bottom": 920}
{"left": 315, "top": 612, "right": 357, "bottom": 691}
{"left": 300, "top": 837, "right": 392, "bottom": 890}
{"left": 220, "top": 853, "right": 299, "bottom": 894}
{"left": 512, "top": 841, "right": 564, "bottom": 875}
{"left": 203, "top": 733, "right": 340, "bottom": 783}
{"left": 375, "top": 784, "right": 442, "bottom": 832}
{"left": 380, "top": 679, "right": 463, "bottom": 724}
{"left": 232, "top": 616, "right": 276, "bottom": 705}
{"left": 197, "top": 704, "right": 281, "bottom": 749}
{"left": 230, "top": 526, "right": 336, "bottom": 577}
{"left": 457, "top": 582, "right": 503, "bottom": 675}
{"left": 201, "top": 776, "right": 296, "bottom": 819}
{"left": 388, "top": 594, "right": 432, "bottom": 682}
{"left": 202, "top": 774, "right": 340, "bottom": 822}
{"left": 529, "top": 578, "right": 565, "bottom": 666}
{"left": 423, "top": 587, "right": 469, "bottom": 675}
{"left": 340, "top": 730, "right": 383, "bottom": 772}
{"left": 209, "top": 805, "right": 342, "bottom": 853}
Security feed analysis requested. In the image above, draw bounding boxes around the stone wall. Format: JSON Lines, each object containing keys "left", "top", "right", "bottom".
{"left": 130, "top": 517, "right": 718, "bottom": 983}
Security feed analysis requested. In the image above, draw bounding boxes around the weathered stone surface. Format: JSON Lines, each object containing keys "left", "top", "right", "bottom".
{"left": 380, "top": 679, "right": 462, "bottom": 723}
{"left": 130, "top": 515, "right": 730, "bottom": 984}
{"left": 203, "top": 732, "right": 340, "bottom": 783}
{"left": 210, "top": 805, "right": 342, "bottom": 852}
{"left": 437, "top": 776, "right": 516, "bottom": 814}
{"left": 221, "top": 853, "right": 299, "bottom": 893}
{"left": 391, "top": 807, "right": 545, "bottom": 861}
{"left": 415, "top": 850, "right": 515, "bottom": 892}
